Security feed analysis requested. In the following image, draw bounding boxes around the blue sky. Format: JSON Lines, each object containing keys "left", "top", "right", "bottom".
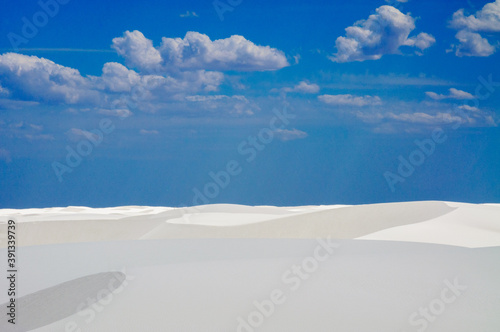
{"left": 0, "top": 0, "right": 499, "bottom": 208}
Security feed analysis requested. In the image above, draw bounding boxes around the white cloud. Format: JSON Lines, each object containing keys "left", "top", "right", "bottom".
{"left": 0, "top": 120, "right": 55, "bottom": 141}
{"left": 66, "top": 128, "right": 100, "bottom": 142}
{"left": 458, "top": 105, "right": 480, "bottom": 112}
{"left": 112, "top": 31, "right": 163, "bottom": 73}
{"left": 330, "top": 5, "right": 435, "bottom": 63}
{"left": 385, "top": 112, "right": 464, "bottom": 124}
{"left": 95, "top": 62, "right": 225, "bottom": 100}
{"left": 185, "top": 94, "right": 258, "bottom": 115}
{"left": 453, "top": 30, "right": 496, "bottom": 57}
{"left": 0, "top": 53, "right": 99, "bottom": 104}
{"left": 112, "top": 30, "right": 289, "bottom": 73}
{"left": 425, "top": 88, "right": 475, "bottom": 100}
{"left": 342, "top": 98, "right": 497, "bottom": 132}
{"left": 96, "top": 62, "right": 141, "bottom": 93}
{"left": 282, "top": 81, "right": 320, "bottom": 94}
{"left": 404, "top": 32, "right": 436, "bottom": 51}
{"left": 139, "top": 129, "right": 159, "bottom": 135}
{"left": 185, "top": 95, "right": 247, "bottom": 102}
{"left": 97, "top": 108, "right": 133, "bottom": 118}
{"left": 449, "top": 1, "right": 500, "bottom": 57}
{"left": 318, "top": 94, "right": 382, "bottom": 106}
{"left": 24, "top": 134, "right": 54, "bottom": 140}
{"left": 320, "top": 72, "right": 456, "bottom": 89}
{"left": 353, "top": 110, "right": 470, "bottom": 126}
{"left": 180, "top": 11, "right": 199, "bottom": 18}
{"left": 273, "top": 128, "right": 308, "bottom": 141}
{"left": 450, "top": 0, "right": 500, "bottom": 32}
{"left": 0, "top": 52, "right": 225, "bottom": 112}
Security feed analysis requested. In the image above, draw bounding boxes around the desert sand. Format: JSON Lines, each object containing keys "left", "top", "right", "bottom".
{"left": 0, "top": 201, "right": 499, "bottom": 331}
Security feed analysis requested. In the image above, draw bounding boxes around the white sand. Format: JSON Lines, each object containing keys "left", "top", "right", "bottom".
{"left": 0, "top": 201, "right": 499, "bottom": 331}
{"left": 1, "top": 201, "right": 499, "bottom": 248}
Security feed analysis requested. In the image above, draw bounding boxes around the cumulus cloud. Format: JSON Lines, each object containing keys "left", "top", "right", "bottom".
{"left": 330, "top": 6, "right": 435, "bottom": 62}
{"left": 273, "top": 128, "right": 308, "bottom": 141}
{"left": 95, "top": 62, "right": 225, "bottom": 102}
{"left": 450, "top": 0, "right": 500, "bottom": 32}
{"left": 318, "top": 94, "right": 382, "bottom": 106}
{"left": 449, "top": 1, "right": 500, "bottom": 57}
{"left": 111, "top": 31, "right": 163, "bottom": 73}
{"left": 282, "top": 81, "right": 320, "bottom": 94}
{"left": 95, "top": 62, "right": 142, "bottom": 93}
{"left": 453, "top": 30, "right": 496, "bottom": 57}
{"left": 404, "top": 32, "right": 436, "bottom": 51}
{"left": 0, "top": 30, "right": 289, "bottom": 116}
{"left": 0, "top": 53, "right": 225, "bottom": 112}
{"left": 112, "top": 30, "right": 289, "bottom": 73}
{"left": 425, "top": 88, "right": 475, "bottom": 100}
{"left": 0, "top": 53, "right": 99, "bottom": 104}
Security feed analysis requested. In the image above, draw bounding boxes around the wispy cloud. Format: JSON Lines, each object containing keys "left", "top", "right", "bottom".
{"left": 66, "top": 128, "right": 100, "bottom": 142}
{"left": 425, "top": 88, "right": 475, "bottom": 100}
{"left": 273, "top": 128, "right": 308, "bottom": 141}
{"left": 98, "top": 108, "right": 133, "bottom": 118}
{"left": 280, "top": 81, "right": 320, "bottom": 94}
{"left": 180, "top": 11, "right": 199, "bottom": 18}
{"left": 319, "top": 94, "right": 382, "bottom": 106}
{"left": 0, "top": 148, "right": 12, "bottom": 163}
{"left": 319, "top": 73, "right": 456, "bottom": 89}
{"left": 139, "top": 129, "right": 159, "bottom": 135}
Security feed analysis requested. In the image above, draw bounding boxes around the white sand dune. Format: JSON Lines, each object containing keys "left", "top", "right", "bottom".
{"left": 1, "top": 201, "right": 499, "bottom": 248}
{"left": 0, "top": 201, "right": 499, "bottom": 331}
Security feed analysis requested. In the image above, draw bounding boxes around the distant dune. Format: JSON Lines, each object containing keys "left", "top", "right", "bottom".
{"left": 1, "top": 201, "right": 499, "bottom": 248}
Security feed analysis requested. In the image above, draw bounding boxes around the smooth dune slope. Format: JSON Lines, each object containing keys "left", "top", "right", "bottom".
{"left": 1, "top": 201, "right": 499, "bottom": 248}
{"left": 0, "top": 201, "right": 499, "bottom": 331}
